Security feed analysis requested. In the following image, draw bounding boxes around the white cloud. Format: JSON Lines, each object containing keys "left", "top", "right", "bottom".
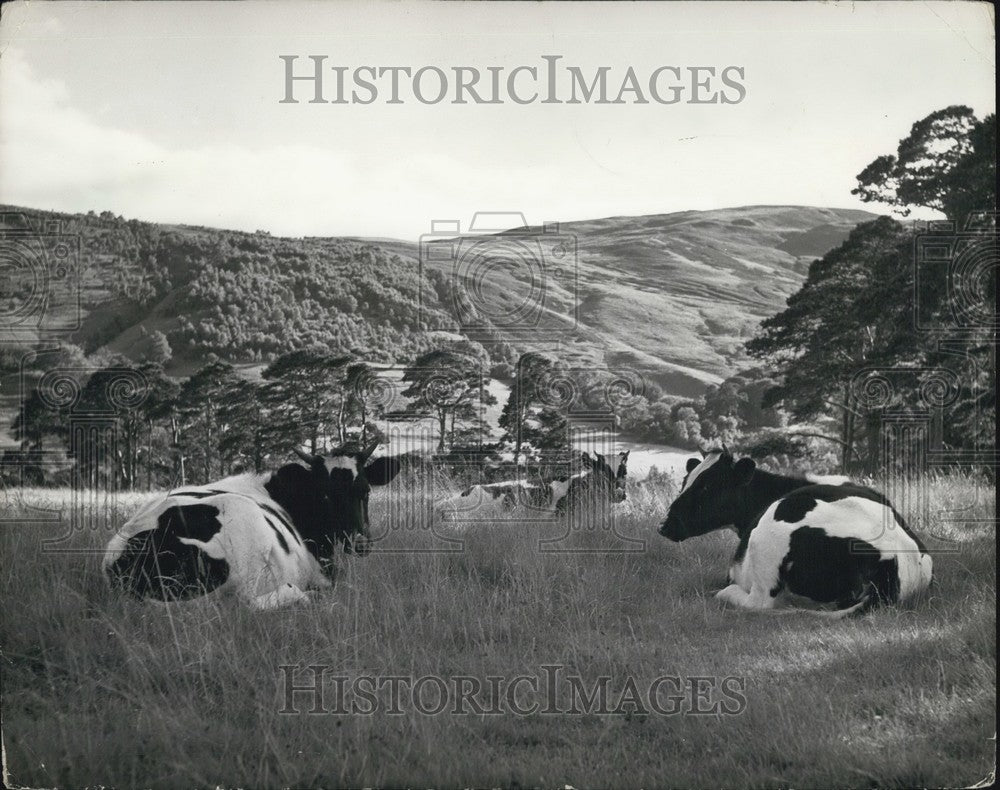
{"left": 0, "top": 1, "right": 994, "bottom": 238}
{"left": 0, "top": 48, "right": 602, "bottom": 237}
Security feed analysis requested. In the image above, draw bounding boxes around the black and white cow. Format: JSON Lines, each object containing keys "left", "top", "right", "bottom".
{"left": 658, "top": 449, "right": 933, "bottom": 616}
{"left": 104, "top": 441, "right": 401, "bottom": 610}
{"left": 440, "top": 451, "right": 629, "bottom": 519}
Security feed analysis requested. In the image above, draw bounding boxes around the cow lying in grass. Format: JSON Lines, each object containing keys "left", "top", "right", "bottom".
{"left": 104, "top": 441, "right": 401, "bottom": 610}
{"left": 659, "top": 449, "right": 933, "bottom": 617}
{"left": 439, "top": 451, "right": 628, "bottom": 521}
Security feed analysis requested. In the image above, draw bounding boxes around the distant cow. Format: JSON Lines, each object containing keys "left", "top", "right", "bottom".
{"left": 440, "top": 451, "right": 629, "bottom": 520}
{"left": 658, "top": 449, "right": 933, "bottom": 616}
{"left": 104, "top": 441, "right": 401, "bottom": 609}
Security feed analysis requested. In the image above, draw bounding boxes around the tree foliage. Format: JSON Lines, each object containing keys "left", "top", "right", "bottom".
{"left": 751, "top": 106, "right": 996, "bottom": 472}
{"left": 852, "top": 106, "right": 996, "bottom": 221}
{"left": 401, "top": 341, "right": 496, "bottom": 453}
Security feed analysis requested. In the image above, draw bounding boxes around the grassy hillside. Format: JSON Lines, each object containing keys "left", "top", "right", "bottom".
{"left": 1, "top": 470, "right": 993, "bottom": 787}
{"left": 414, "top": 206, "right": 879, "bottom": 396}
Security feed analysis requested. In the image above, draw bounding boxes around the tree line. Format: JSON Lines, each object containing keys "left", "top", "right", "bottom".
{"left": 4, "top": 347, "right": 385, "bottom": 489}
{"left": 4, "top": 335, "right": 766, "bottom": 489}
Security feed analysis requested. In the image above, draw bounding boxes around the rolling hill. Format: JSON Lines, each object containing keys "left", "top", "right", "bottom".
{"left": 2, "top": 204, "right": 878, "bottom": 402}
{"left": 399, "top": 205, "right": 879, "bottom": 396}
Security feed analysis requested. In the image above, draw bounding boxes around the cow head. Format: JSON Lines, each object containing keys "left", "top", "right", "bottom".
{"left": 581, "top": 450, "right": 628, "bottom": 504}
{"left": 658, "top": 448, "right": 755, "bottom": 541}
{"left": 291, "top": 439, "right": 401, "bottom": 556}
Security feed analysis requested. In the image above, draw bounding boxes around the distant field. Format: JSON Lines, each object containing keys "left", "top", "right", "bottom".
{"left": 1, "top": 471, "right": 995, "bottom": 788}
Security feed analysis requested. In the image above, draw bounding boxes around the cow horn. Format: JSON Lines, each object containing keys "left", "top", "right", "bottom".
{"left": 292, "top": 447, "right": 316, "bottom": 464}
{"left": 360, "top": 438, "right": 380, "bottom": 461}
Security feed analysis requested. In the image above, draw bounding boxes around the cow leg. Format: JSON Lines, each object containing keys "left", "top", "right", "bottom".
{"left": 715, "top": 583, "right": 777, "bottom": 611}
{"left": 249, "top": 582, "right": 311, "bottom": 610}
{"left": 715, "top": 583, "right": 752, "bottom": 607}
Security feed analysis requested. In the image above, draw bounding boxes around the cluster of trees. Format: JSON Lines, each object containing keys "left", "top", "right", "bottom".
{"left": 0, "top": 207, "right": 466, "bottom": 366}
{"left": 2, "top": 337, "right": 566, "bottom": 489}
{"left": 173, "top": 236, "right": 451, "bottom": 361}
{"left": 2, "top": 347, "right": 396, "bottom": 489}
{"left": 747, "top": 105, "right": 995, "bottom": 472}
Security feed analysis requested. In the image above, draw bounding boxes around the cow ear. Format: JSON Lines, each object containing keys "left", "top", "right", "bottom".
{"left": 734, "top": 457, "right": 756, "bottom": 486}
{"left": 686, "top": 457, "right": 701, "bottom": 473}
{"left": 366, "top": 456, "right": 401, "bottom": 486}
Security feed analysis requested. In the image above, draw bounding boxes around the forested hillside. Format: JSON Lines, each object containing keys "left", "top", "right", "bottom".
{"left": 1, "top": 207, "right": 459, "bottom": 372}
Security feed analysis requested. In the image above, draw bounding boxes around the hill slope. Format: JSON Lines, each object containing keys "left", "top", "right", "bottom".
{"left": 2, "top": 204, "right": 878, "bottom": 396}
{"left": 412, "top": 205, "right": 879, "bottom": 395}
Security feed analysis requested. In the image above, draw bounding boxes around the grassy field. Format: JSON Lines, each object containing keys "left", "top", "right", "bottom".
{"left": 1, "top": 471, "right": 995, "bottom": 788}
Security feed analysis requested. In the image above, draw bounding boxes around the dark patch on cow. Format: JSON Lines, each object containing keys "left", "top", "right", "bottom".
{"left": 732, "top": 530, "right": 751, "bottom": 566}
{"left": 366, "top": 456, "right": 401, "bottom": 485}
{"left": 168, "top": 488, "right": 228, "bottom": 499}
{"left": 106, "top": 504, "right": 230, "bottom": 601}
{"left": 263, "top": 515, "right": 291, "bottom": 554}
{"left": 161, "top": 503, "right": 224, "bottom": 543}
{"left": 259, "top": 502, "right": 301, "bottom": 545}
{"left": 559, "top": 452, "right": 627, "bottom": 513}
{"left": 777, "top": 526, "right": 901, "bottom": 610}
{"left": 802, "top": 483, "right": 892, "bottom": 507}
{"left": 773, "top": 492, "right": 819, "bottom": 523}
{"left": 261, "top": 451, "right": 400, "bottom": 561}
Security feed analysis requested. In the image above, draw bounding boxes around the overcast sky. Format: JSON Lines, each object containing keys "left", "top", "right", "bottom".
{"left": 0, "top": 1, "right": 994, "bottom": 239}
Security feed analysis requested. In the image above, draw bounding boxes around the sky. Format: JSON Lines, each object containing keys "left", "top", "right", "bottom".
{"left": 0, "top": 1, "right": 995, "bottom": 240}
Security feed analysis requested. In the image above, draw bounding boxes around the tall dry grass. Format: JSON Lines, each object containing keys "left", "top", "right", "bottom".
{"left": 1, "top": 471, "right": 994, "bottom": 788}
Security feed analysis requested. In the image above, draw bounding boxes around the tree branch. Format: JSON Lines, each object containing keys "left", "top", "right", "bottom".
{"left": 786, "top": 431, "right": 864, "bottom": 461}
{"left": 821, "top": 398, "right": 864, "bottom": 419}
